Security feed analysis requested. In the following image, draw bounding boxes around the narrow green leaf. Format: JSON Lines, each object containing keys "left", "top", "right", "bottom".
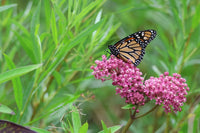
{"left": 61, "top": 120, "right": 68, "bottom": 132}
{"left": 36, "top": 31, "right": 42, "bottom": 64}
{"left": 78, "top": 122, "right": 88, "bottom": 133}
{"left": 28, "top": 95, "right": 79, "bottom": 124}
{"left": 30, "top": 127, "right": 51, "bottom": 133}
{"left": 54, "top": 3, "right": 67, "bottom": 24}
{"left": 13, "top": 30, "right": 35, "bottom": 63}
{"left": 44, "top": 0, "right": 51, "bottom": 30}
{"left": 168, "top": 0, "right": 183, "bottom": 32}
{"left": 71, "top": 0, "right": 102, "bottom": 28}
{"left": 53, "top": 71, "right": 62, "bottom": 85}
{"left": 152, "top": 65, "right": 162, "bottom": 76}
{"left": 54, "top": 3, "right": 67, "bottom": 35}
{"left": 43, "top": 39, "right": 56, "bottom": 60}
{"left": 39, "top": 32, "right": 51, "bottom": 43}
{"left": 121, "top": 104, "right": 134, "bottom": 110}
{"left": 98, "top": 125, "right": 121, "bottom": 133}
{"left": 67, "top": 0, "right": 72, "bottom": 24}
{"left": 30, "top": 1, "right": 41, "bottom": 63}
{"left": 0, "top": 64, "right": 42, "bottom": 84}
{"left": 72, "top": 105, "right": 81, "bottom": 133}
{"left": 51, "top": 9, "right": 58, "bottom": 44}
{"left": 4, "top": 54, "right": 23, "bottom": 111}
{"left": 185, "top": 59, "right": 200, "bottom": 67}
{"left": 100, "top": 120, "right": 109, "bottom": 133}
{"left": 44, "top": 92, "right": 80, "bottom": 113}
{"left": 0, "top": 104, "right": 15, "bottom": 115}
{"left": 0, "top": 4, "right": 17, "bottom": 12}
{"left": 11, "top": 19, "right": 30, "bottom": 36}
{"left": 192, "top": 4, "right": 200, "bottom": 30}
{"left": 67, "top": 119, "right": 74, "bottom": 133}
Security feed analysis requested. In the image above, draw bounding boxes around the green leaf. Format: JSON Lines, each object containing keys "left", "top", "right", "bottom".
{"left": 13, "top": 30, "right": 35, "bottom": 62}
{"left": 0, "top": 4, "right": 17, "bottom": 12}
{"left": 67, "top": 0, "right": 72, "bottom": 23}
{"left": 67, "top": 119, "right": 74, "bottom": 133}
{"left": 53, "top": 71, "right": 62, "bottom": 85}
{"left": 11, "top": 19, "right": 30, "bottom": 35}
{"left": 30, "top": 127, "right": 51, "bottom": 133}
{"left": 51, "top": 9, "right": 58, "bottom": 44}
{"left": 61, "top": 120, "right": 68, "bottom": 132}
{"left": 30, "top": 1, "right": 42, "bottom": 63}
{"left": 98, "top": 121, "right": 121, "bottom": 133}
{"left": 44, "top": 0, "right": 51, "bottom": 30}
{"left": 185, "top": 59, "right": 200, "bottom": 67}
{"left": 0, "top": 64, "right": 42, "bottom": 84}
{"left": 192, "top": 4, "right": 200, "bottom": 30}
{"left": 101, "top": 120, "right": 109, "bottom": 133}
{"left": 54, "top": 3, "right": 67, "bottom": 35}
{"left": 4, "top": 54, "right": 23, "bottom": 111}
{"left": 72, "top": 105, "right": 81, "bottom": 133}
{"left": 152, "top": 65, "right": 162, "bottom": 76}
{"left": 54, "top": 3, "right": 67, "bottom": 24}
{"left": 71, "top": 0, "right": 103, "bottom": 28}
{"left": 121, "top": 104, "right": 134, "bottom": 110}
{"left": 28, "top": 95, "right": 79, "bottom": 124}
{"left": 0, "top": 104, "right": 15, "bottom": 115}
{"left": 78, "top": 122, "right": 88, "bottom": 133}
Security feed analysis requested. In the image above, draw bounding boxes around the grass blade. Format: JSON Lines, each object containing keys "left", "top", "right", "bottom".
{"left": 0, "top": 64, "right": 42, "bottom": 84}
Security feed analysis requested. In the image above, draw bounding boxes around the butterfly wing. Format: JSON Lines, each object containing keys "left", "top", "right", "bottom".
{"left": 116, "top": 39, "right": 145, "bottom": 66}
{"left": 110, "top": 29, "right": 156, "bottom": 66}
{"left": 133, "top": 29, "right": 157, "bottom": 48}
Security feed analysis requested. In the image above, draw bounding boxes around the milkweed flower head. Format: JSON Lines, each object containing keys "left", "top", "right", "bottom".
{"left": 144, "top": 72, "right": 189, "bottom": 113}
{"left": 91, "top": 55, "right": 189, "bottom": 113}
{"left": 91, "top": 55, "right": 146, "bottom": 107}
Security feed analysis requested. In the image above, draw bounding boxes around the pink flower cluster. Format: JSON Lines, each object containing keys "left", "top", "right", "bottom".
{"left": 91, "top": 55, "right": 145, "bottom": 106}
{"left": 144, "top": 72, "right": 189, "bottom": 113}
{"left": 91, "top": 55, "right": 189, "bottom": 113}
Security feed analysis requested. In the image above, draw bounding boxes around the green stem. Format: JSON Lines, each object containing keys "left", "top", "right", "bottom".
{"left": 121, "top": 117, "right": 135, "bottom": 133}
{"left": 178, "top": 29, "right": 192, "bottom": 73}
{"left": 165, "top": 114, "right": 169, "bottom": 133}
{"left": 121, "top": 105, "right": 159, "bottom": 133}
{"left": 121, "top": 107, "right": 138, "bottom": 133}
{"left": 135, "top": 105, "right": 159, "bottom": 119}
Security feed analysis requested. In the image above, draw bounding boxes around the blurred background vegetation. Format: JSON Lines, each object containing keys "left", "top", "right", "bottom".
{"left": 0, "top": 0, "right": 200, "bottom": 132}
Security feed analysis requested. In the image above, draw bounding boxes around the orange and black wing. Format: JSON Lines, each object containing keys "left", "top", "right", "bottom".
{"left": 108, "top": 29, "right": 156, "bottom": 66}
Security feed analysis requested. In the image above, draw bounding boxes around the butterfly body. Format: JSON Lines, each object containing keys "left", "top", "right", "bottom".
{"left": 108, "top": 29, "right": 156, "bottom": 66}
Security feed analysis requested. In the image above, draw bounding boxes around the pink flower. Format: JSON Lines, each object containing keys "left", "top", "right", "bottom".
{"left": 91, "top": 55, "right": 189, "bottom": 113}
{"left": 91, "top": 55, "right": 146, "bottom": 107}
{"left": 144, "top": 72, "right": 189, "bottom": 113}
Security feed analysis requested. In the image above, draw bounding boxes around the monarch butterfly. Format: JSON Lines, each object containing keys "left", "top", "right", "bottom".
{"left": 108, "top": 29, "right": 157, "bottom": 66}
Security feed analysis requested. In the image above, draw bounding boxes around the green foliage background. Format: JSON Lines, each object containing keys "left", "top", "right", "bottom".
{"left": 0, "top": 0, "right": 200, "bottom": 132}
